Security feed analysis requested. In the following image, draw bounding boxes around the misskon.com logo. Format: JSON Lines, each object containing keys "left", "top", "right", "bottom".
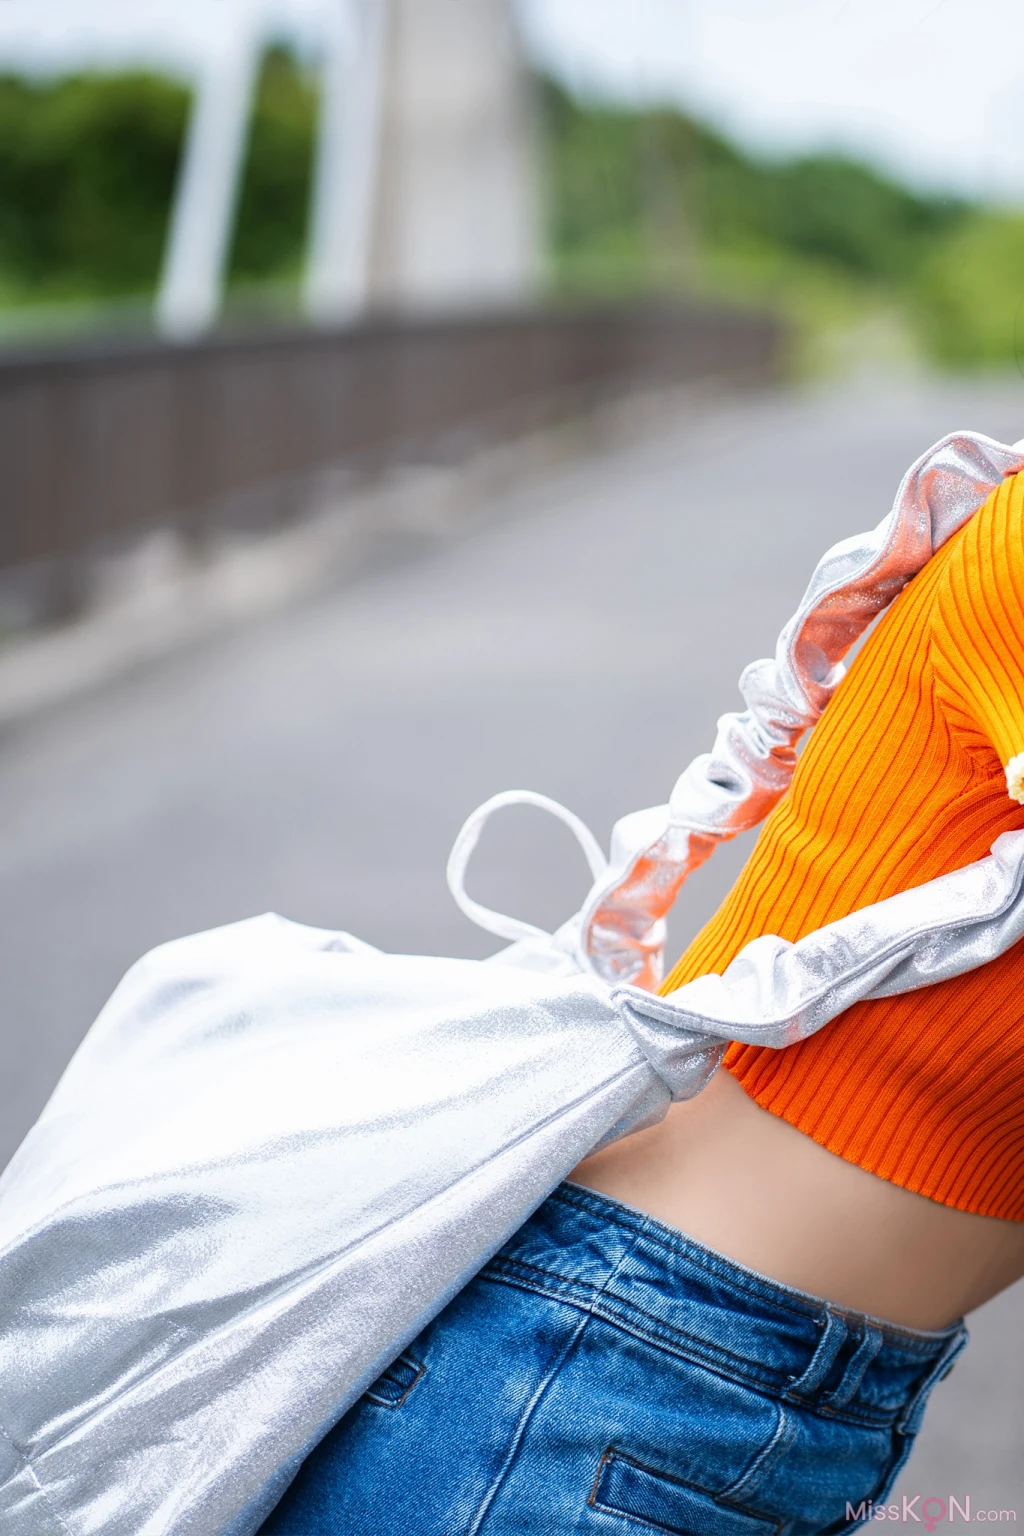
{"left": 847, "top": 1498, "right": 1017, "bottom": 1528}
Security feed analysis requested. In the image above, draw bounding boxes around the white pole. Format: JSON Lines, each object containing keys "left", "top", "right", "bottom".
{"left": 156, "top": 32, "right": 261, "bottom": 341}
{"left": 303, "top": 0, "right": 389, "bottom": 324}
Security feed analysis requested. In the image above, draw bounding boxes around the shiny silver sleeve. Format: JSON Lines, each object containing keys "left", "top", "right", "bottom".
{"left": 612, "top": 828, "right": 1024, "bottom": 1101}
{"left": 578, "top": 430, "right": 1024, "bottom": 988}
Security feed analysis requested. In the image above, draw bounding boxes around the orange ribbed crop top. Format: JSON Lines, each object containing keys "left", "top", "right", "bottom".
{"left": 661, "top": 469, "right": 1024, "bottom": 1221}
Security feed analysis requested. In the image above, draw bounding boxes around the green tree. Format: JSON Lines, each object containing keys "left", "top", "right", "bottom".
{"left": 913, "top": 212, "right": 1024, "bottom": 367}
{"left": 541, "top": 79, "right": 966, "bottom": 293}
{"left": 738, "top": 155, "right": 963, "bottom": 283}
{"left": 229, "top": 44, "right": 318, "bottom": 284}
{"left": 540, "top": 79, "right": 1024, "bottom": 371}
{"left": 0, "top": 71, "right": 188, "bottom": 295}
{"left": 0, "top": 47, "right": 318, "bottom": 306}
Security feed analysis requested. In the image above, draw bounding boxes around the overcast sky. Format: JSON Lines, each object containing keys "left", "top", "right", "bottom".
{"left": 521, "top": 0, "right": 1024, "bottom": 202}
{"left": 0, "top": 0, "right": 1022, "bottom": 203}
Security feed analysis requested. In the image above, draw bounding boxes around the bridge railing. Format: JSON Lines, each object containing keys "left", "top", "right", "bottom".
{"left": 0, "top": 303, "right": 783, "bottom": 623}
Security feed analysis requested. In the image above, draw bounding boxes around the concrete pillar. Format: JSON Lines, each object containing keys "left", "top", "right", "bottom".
{"left": 367, "top": 0, "right": 541, "bottom": 313}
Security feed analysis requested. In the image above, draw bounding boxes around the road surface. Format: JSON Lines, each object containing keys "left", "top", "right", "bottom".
{"left": 1, "top": 373, "right": 1022, "bottom": 1504}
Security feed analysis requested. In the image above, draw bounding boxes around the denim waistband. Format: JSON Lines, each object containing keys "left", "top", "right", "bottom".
{"left": 483, "top": 1182, "right": 968, "bottom": 1432}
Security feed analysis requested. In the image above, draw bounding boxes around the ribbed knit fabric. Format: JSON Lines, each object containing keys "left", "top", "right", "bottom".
{"left": 661, "top": 470, "right": 1024, "bottom": 1221}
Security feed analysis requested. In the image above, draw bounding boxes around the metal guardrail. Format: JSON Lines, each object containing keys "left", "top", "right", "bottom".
{"left": 0, "top": 304, "right": 783, "bottom": 621}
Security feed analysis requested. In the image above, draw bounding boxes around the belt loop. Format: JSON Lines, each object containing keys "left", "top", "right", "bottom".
{"left": 784, "top": 1308, "right": 848, "bottom": 1403}
{"left": 820, "top": 1324, "right": 883, "bottom": 1411}
{"left": 896, "top": 1323, "right": 969, "bottom": 1437}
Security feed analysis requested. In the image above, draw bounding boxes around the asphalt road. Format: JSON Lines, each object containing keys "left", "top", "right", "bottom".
{"left": 1, "top": 374, "right": 1022, "bottom": 1504}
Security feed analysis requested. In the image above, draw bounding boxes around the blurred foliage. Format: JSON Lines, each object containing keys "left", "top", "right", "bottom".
{"left": 545, "top": 88, "right": 961, "bottom": 287}
{"left": 0, "top": 58, "right": 1020, "bottom": 371}
{"left": 913, "top": 212, "right": 1024, "bottom": 367}
{"left": 0, "top": 71, "right": 188, "bottom": 296}
{"left": 229, "top": 46, "right": 317, "bottom": 283}
{"left": 0, "top": 46, "right": 316, "bottom": 308}
{"left": 541, "top": 80, "right": 1024, "bottom": 372}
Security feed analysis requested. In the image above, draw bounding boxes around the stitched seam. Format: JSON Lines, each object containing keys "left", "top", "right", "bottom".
{"left": 487, "top": 1255, "right": 788, "bottom": 1373}
{"left": 0, "top": 1417, "right": 74, "bottom": 1536}
{"left": 722, "top": 1403, "right": 796, "bottom": 1502}
{"left": 589, "top": 1497, "right": 690, "bottom": 1536}
{"left": 523, "top": 1201, "right": 838, "bottom": 1333}
{"left": 783, "top": 1311, "right": 848, "bottom": 1403}
{"left": 463, "top": 1312, "right": 592, "bottom": 1535}
{"left": 589, "top": 1495, "right": 699, "bottom": 1536}
{"left": 364, "top": 1356, "right": 427, "bottom": 1410}
{"left": 556, "top": 1185, "right": 953, "bottom": 1358}
{"left": 485, "top": 1254, "right": 606, "bottom": 1299}
{"left": 589, "top": 1494, "right": 783, "bottom": 1536}
{"left": 589, "top": 1447, "right": 781, "bottom": 1535}
{"left": 482, "top": 1264, "right": 772, "bottom": 1379}
{"left": 465, "top": 1225, "right": 648, "bottom": 1536}
{"left": 588, "top": 1449, "right": 614, "bottom": 1508}
{"left": 895, "top": 1328, "right": 969, "bottom": 1436}
{"left": 479, "top": 1270, "right": 896, "bottom": 1429}
{"left": 821, "top": 1330, "right": 883, "bottom": 1413}
{"left": 495, "top": 1217, "right": 950, "bottom": 1359}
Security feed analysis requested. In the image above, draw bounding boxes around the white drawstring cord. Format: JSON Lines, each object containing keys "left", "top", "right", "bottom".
{"left": 446, "top": 790, "right": 608, "bottom": 944}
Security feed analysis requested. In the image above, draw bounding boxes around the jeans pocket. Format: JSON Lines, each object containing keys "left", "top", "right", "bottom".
{"left": 589, "top": 1447, "right": 782, "bottom": 1536}
{"left": 821, "top": 1428, "right": 919, "bottom": 1536}
{"left": 363, "top": 1351, "right": 426, "bottom": 1409}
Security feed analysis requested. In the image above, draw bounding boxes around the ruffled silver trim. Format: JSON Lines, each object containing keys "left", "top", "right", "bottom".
{"left": 577, "top": 430, "right": 1024, "bottom": 987}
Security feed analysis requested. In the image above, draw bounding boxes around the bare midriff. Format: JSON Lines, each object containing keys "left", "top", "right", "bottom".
{"left": 569, "top": 470, "right": 1024, "bottom": 1331}
{"left": 570, "top": 1067, "right": 1024, "bottom": 1332}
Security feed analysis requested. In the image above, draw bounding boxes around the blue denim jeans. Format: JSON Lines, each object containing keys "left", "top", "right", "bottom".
{"left": 260, "top": 1183, "right": 968, "bottom": 1536}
